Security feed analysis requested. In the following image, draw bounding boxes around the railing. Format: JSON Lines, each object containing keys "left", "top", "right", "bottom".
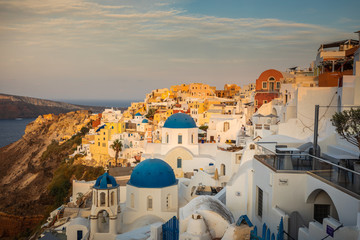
{"left": 254, "top": 143, "right": 360, "bottom": 197}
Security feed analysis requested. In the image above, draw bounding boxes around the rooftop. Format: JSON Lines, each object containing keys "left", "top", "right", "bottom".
{"left": 254, "top": 143, "right": 360, "bottom": 199}
{"left": 127, "top": 158, "right": 177, "bottom": 188}
{"left": 318, "top": 39, "right": 359, "bottom": 51}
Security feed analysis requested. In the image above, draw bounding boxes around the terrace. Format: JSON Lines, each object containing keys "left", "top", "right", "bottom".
{"left": 254, "top": 143, "right": 360, "bottom": 198}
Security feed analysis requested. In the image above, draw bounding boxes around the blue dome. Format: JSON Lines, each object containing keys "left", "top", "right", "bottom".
{"left": 142, "top": 119, "right": 149, "bottom": 123}
{"left": 163, "top": 113, "right": 196, "bottom": 129}
{"left": 128, "top": 158, "right": 177, "bottom": 188}
{"left": 94, "top": 172, "right": 118, "bottom": 189}
{"left": 135, "top": 113, "right": 142, "bottom": 116}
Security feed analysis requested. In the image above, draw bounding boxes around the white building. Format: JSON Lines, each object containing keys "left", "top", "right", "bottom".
{"left": 144, "top": 113, "right": 218, "bottom": 178}
{"left": 121, "top": 158, "right": 178, "bottom": 232}
{"left": 101, "top": 108, "right": 122, "bottom": 124}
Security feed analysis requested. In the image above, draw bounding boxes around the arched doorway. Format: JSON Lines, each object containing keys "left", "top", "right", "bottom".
{"left": 306, "top": 189, "right": 339, "bottom": 223}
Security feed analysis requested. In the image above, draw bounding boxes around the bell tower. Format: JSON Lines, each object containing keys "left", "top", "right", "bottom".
{"left": 90, "top": 170, "right": 120, "bottom": 236}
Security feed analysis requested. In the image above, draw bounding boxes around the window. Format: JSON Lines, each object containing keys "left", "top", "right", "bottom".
{"left": 264, "top": 100, "right": 268, "bottom": 104}
{"left": 111, "top": 192, "right": 115, "bottom": 206}
{"left": 276, "top": 82, "right": 281, "bottom": 89}
{"left": 262, "top": 82, "right": 267, "bottom": 89}
{"left": 98, "top": 142, "right": 100, "bottom": 146}
{"left": 257, "top": 187, "right": 263, "bottom": 218}
{"left": 166, "top": 133, "right": 169, "bottom": 143}
{"left": 147, "top": 196, "right": 153, "bottom": 211}
{"left": 178, "top": 134, "right": 182, "bottom": 144}
{"left": 131, "top": 193, "right": 134, "bottom": 208}
{"left": 100, "top": 192, "right": 106, "bottom": 206}
{"left": 191, "top": 134, "right": 194, "bottom": 143}
{"left": 269, "top": 82, "right": 274, "bottom": 91}
{"left": 177, "top": 157, "right": 182, "bottom": 168}
{"left": 224, "top": 122, "right": 230, "bottom": 132}
{"left": 268, "top": 77, "right": 275, "bottom": 81}
{"left": 166, "top": 194, "right": 171, "bottom": 209}
{"left": 314, "top": 204, "right": 330, "bottom": 223}
{"left": 236, "top": 154, "right": 242, "bottom": 164}
{"left": 221, "top": 164, "right": 226, "bottom": 176}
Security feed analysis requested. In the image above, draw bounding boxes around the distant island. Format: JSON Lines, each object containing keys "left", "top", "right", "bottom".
{"left": 0, "top": 93, "right": 120, "bottom": 119}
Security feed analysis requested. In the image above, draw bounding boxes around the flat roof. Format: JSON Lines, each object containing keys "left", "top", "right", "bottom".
{"left": 319, "top": 39, "right": 359, "bottom": 50}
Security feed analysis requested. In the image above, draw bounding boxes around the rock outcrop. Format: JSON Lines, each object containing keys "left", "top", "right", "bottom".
{"left": 0, "top": 111, "right": 93, "bottom": 237}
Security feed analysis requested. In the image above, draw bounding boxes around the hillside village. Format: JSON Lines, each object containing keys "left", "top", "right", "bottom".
{"left": 41, "top": 32, "right": 360, "bottom": 240}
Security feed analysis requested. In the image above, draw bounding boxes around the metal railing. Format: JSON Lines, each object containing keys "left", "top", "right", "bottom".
{"left": 254, "top": 143, "right": 360, "bottom": 196}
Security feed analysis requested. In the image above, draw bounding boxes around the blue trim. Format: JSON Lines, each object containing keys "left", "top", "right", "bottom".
{"left": 236, "top": 215, "right": 253, "bottom": 227}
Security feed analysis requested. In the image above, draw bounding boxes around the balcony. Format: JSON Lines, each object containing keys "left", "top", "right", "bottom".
{"left": 254, "top": 143, "right": 360, "bottom": 198}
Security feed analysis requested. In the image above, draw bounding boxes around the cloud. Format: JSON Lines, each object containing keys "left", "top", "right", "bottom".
{"left": 0, "top": 0, "right": 354, "bottom": 100}
{"left": 0, "top": 0, "right": 344, "bottom": 48}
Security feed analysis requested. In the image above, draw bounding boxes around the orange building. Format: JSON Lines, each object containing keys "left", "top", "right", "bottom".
{"left": 254, "top": 69, "right": 283, "bottom": 111}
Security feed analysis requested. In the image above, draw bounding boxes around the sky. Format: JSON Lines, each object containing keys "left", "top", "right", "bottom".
{"left": 0, "top": 0, "right": 359, "bottom": 103}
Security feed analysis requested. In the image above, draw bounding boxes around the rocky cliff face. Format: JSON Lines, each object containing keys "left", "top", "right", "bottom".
{"left": 0, "top": 93, "right": 105, "bottom": 119}
{"left": 0, "top": 111, "right": 92, "bottom": 238}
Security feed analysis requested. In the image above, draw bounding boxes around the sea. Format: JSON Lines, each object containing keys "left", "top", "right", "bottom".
{"left": 0, "top": 99, "right": 138, "bottom": 148}
{"left": 0, "top": 118, "right": 36, "bottom": 148}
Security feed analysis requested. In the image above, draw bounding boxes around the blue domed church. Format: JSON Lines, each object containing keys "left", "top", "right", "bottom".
{"left": 121, "top": 158, "right": 178, "bottom": 232}
{"left": 90, "top": 172, "right": 120, "bottom": 237}
{"left": 144, "top": 113, "right": 215, "bottom": 178}
{"left": 89, "top": 158, "right": 178, "bottom": 237}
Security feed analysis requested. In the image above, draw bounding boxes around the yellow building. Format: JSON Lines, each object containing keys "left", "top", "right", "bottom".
{"left": 105, "top": 121, "right": 125, "bottom": 135}
{"left": 170, "top": 84, "right": 189, "bottom": 93}
{"left": 122, "top": 110, "right": 133, "bottom": 120}
{"left": 204, "top": 98, "right": 221, "bottom": 111}
{"left": 188, "top": 101, "right": 206, "bottom": 114}
{"left": 189, "top": 83, "right": 216, "bottom": 98}
{"left": 89, "top": 120, "right": 126, "bottom": 166}
{"left": 153, "top": 109, "right": 173, "bottom": 125}
{"left": 90, "top": 128, "right": 112, "bottom": 166}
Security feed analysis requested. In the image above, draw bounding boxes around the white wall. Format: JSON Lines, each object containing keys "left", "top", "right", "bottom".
{"left": 72, "top": 180, "right": 95, "bottom": 203}
{"left": 123, "top": 184, "right": 178, "bottom": 225}
{"left": 161, "top": 127, "right": 199, "bottom": 155}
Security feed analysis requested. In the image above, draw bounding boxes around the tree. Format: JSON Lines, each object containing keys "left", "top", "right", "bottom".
{"left": 110, "top": 139, "right": 123, "bottom": 166}
{"left": 199, "top": 125, "right": 208, "bottom": 132}
{"left": 80, "top": 126, "right": 89, "bottom": 136}
{"left": 331, "top": 108, "right": 360, "bottom": 150}
{"left": 145, "top": 108, "right": 156, "bottom": 120}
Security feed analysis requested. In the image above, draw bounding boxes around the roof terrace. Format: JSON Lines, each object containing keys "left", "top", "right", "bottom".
{"left": 254, "top": 142, "right": 360, "bottom": 199}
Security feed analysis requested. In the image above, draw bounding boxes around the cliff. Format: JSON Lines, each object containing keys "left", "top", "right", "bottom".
{"left": 0, "top": 93, "right": 105, "bottom": 119}
{"left": 0, "top": 111, "right": 103, "bottom": 238}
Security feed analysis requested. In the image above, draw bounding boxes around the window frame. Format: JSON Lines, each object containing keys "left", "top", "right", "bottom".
{"left": 147, "top": 196, "right": 153, "bottom": 211}
{"left": 178, "top": 134, "right": 182, "bottom": 144}
{"left": 276, "top": 82, "right": 281, "bottom": 89}
{"left": 262, "top": 82, "right": 267, "bottom": 89}
{"left": 177, "top": 157, "right": 182, "bottom": 168}
{"left": 257, "top": 187, "right": 263, "bottom": 218}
